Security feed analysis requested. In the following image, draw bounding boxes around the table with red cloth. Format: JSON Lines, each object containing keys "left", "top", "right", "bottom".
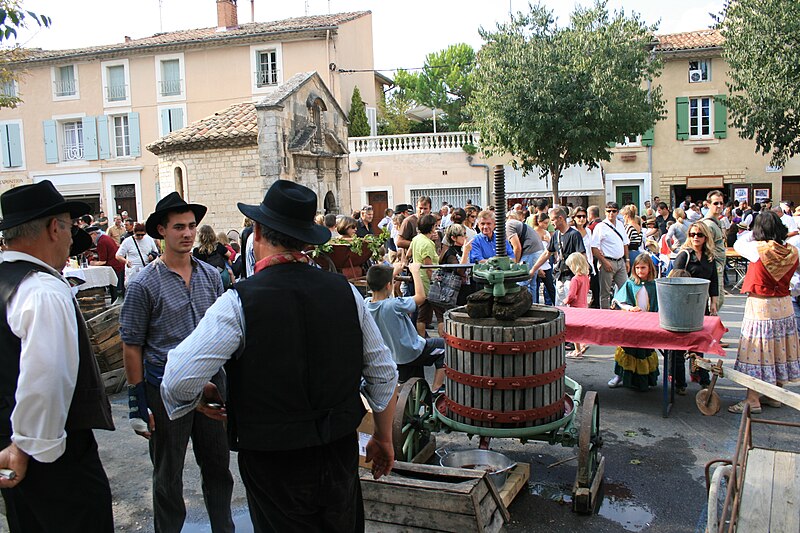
{"left": 560, "top": 306, "right": 727, "bottom": 417}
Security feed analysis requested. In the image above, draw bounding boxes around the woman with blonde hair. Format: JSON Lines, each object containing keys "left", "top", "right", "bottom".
{"left": 666, "top": 207, "right": 690, "bottom": 248}
{"left": 193, "top": 224, "right": 234, "bottom": 288}
{"left": 564, "top": 252, "right": 591, "bottom": 358}
{"left": 671, "top": 221, "right": 719, "bottom": 393}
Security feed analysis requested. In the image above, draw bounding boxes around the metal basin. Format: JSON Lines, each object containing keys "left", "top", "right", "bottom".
{"left": 438, "top": 449, "right": 517, "bottom": 489}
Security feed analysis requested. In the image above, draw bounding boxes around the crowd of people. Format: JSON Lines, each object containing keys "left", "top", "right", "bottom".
{"left": 0, "top": 178, "right": 798, "bottom": 532}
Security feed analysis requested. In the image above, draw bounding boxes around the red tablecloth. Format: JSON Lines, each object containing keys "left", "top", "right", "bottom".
{"left": 560, "top": 307, "right": 728, "bottom": 356}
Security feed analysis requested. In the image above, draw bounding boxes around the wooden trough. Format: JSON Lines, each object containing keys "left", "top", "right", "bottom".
{"left": 361, "top": 461, "right": 510, "bottom": 533}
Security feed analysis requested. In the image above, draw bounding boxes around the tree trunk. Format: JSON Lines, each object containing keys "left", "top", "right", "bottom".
{"left": 550, "top": 164, "right": 561, "bottom": 206}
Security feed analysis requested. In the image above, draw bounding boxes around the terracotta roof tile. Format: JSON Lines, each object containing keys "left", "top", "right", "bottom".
{"left": 147, "top": 102, "right": 257, "bottom": 154}
{"left": 655, "top": 29, "right": 724, "bottom": 52}
{"left": 20, "top": 11, "right": 369, "bottom": 63}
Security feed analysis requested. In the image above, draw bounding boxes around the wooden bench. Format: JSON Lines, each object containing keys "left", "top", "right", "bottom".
{"left": 737, "top": 448, "right": 800, "bottom": 532}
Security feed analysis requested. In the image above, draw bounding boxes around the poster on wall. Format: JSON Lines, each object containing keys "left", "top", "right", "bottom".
{"left": 754, "top": 188, "right": 770, "bottom": 204}
{"left": 734, "top": 187, "right": 749, "bottom": 205}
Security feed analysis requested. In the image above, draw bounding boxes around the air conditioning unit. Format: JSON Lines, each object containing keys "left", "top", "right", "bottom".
{"left": 689, "top": 69, "right": 704, "bottom": 83}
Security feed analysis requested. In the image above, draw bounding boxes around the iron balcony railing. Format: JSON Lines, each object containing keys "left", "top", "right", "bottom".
{"left": 54, "top": 79, "right": 76, "bottom": 97}
{"left": 63, "top": 144, "right": 84, "bottom": 161}
{"left": 159, "top": 79, "right": 183, "bottom": 96}
{"left": 106, "top": 84, "right": 127, "bottom": 101}
{"left": 255, "top": 69, "right": 279, "bottom": 87}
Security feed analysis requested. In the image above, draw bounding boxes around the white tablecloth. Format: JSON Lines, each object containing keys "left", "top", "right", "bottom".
{"left": 63, "top": 266, "right": 118, "bottom": 290}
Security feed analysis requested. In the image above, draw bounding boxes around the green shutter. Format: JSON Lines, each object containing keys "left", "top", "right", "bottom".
{"left": 714, "top": 94, "right": 727, "bottom": 139}
{"left": 676, "top": 97, "right": 689, "bottom": 140}
{"left": 641, "top": 127, "right": 654, "bottom": 146}
{"left": 128, "top": 112, "right": 140, "bottom": 157}
{"left": 82, "top": 116, "right": 98, "bottom": 160}
{"left": 606, "top": 140, "right": 617, "bottom": 148}
{"left": 43, "top": 120, "right": 58, "bottom": 163}
{"left": 97, "top": 115, "right": 110, "bottom": 159}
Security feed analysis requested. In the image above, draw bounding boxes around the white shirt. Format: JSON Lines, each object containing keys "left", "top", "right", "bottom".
{"left": 781, "top": 213, "right": 798, "bottom": 233}
{"left": 117, "top": 235, "right": 159, "bottom": 279}
{"left": 591, "top": 219, "right": 630, "bottom": 259}
{"left": 4, "top": 252, "right": 80, "bottom": 463}
{"left": 161, "top": 284, "right": 398, "bottom": 419}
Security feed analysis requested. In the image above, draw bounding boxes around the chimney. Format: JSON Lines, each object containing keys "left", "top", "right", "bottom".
{"left": 216, "top": 0, "right": 238, "bottom": 30}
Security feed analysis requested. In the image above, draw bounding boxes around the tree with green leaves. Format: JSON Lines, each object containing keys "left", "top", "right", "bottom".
{"left": 348, "top": 86, "right": 371, "bottom": 137}
{"left": 467, "top": 1, "right": 664, "bottom": 202}
{"left": 394, "top": 43, "right": 475, "bottom": 132}
{"left": 717, "top": 0, "right": 800, "bottom": 167}
{"left": 377, "top": 91, "right": 412, "bottom": 135}
{"left": 0, "top": 1, "right": 51, "bottom": 109}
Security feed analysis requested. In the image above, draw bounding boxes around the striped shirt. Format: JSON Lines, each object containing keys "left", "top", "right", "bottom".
{"left": 119, "top": 256, "right": 224, "bottom": 385}
{"left": 160, "top": 284, "right": 398, "bottom": 420}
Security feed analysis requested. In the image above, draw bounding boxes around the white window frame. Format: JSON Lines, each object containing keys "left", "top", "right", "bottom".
{"left": 109, "top": 114, "right": 131, "bottom": 158}
{"left": 157, "top": 103, "right": 188, "bottom": 136}
{"left": 0, "top": 79, "right": 17, "bottom": 99}
{"left": 615, "top": 135, "right": 642, "bottom": 148}
{"left": 154, "top": 52, "right": 185, "bottom": 103}
{"left": 689, "top": 96, "right": 713, "bottom": 139}
{"left": 0, "top": 119, "right": 25, "bottom": 171}
{"left": 51, "top": 64, "right": 80, "bottom": 101}
{"left": 61, "top": 120, "right": 85, "bottom": 162}
{"left": 250, "top": 43, "right": 283, "bottom": 94}
{"left": 688, "top": 59, "right": 711, "bottom": 83}
{"left": 101, "top": 58, "right": 131, "bottom": 108}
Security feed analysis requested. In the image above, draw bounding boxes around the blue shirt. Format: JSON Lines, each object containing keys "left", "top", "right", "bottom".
{"left": 469, "top": 232, "right": 515, "bottom": 263}
{"left": 119, "top": 257, "right": 224, "bottom": 385}
{"left": 365, "top": 296, "right": 426, "bottom": 365}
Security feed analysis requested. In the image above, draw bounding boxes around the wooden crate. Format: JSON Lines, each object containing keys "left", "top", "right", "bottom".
{"left": 86, "top": 305, "right": 124, "bottom": 373}
{"left": 361, "top": 461, "right": 510, "bottom": 533}
{"left": 498, "top": 462, "right": 530, "bottom": 509}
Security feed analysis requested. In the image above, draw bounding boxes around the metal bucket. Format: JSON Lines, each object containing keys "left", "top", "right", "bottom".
{"left": 655, "top": 277, "right": 710, "bottom": 332}
{"left": 437, "top": 448, "right": 517, "bottom": 489}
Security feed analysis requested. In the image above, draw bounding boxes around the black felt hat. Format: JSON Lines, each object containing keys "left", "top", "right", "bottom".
{"left": 70, "top": 227, "right": 93, "bottom": 256}
{"left": 0, "top": 180, "right": 90, "bottom": 231}
{"left": 237, "top": 180, "right": 330, "bottom": 245}
{"left": 144, "top": 192, "right": 207, "bottom": 239}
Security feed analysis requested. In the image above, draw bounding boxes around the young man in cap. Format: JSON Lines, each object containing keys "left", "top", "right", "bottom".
{"left": 119, "top": 192, "right": 234, "bottom": 533}
{"left": 161, "top": 180, "right": 398, "bottom": 532}
{"left": 0, "top": 180, "right": 115, "bottom": 532}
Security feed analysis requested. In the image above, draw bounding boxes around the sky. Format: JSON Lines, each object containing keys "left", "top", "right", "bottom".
{"left": 14, "top": 0, "right": 725, "bottom": 74}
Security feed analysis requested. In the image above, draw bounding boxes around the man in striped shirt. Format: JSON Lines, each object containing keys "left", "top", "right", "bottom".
{"left": 161, "top": 180, "right": 397, "bottom": 532}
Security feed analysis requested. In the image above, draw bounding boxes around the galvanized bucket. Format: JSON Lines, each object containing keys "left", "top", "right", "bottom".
{"left": 655, "top": 277, "right": 710, "bottom": 332}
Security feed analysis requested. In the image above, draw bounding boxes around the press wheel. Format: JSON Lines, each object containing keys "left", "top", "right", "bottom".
{"left": 696, "top": 388, "right": 721, "bottom": 416}
{"left": 392, "top": 378, "right": 433, "bottom": 463}
{"left": 574, "top": 390, "right": 604, "bottom": 514}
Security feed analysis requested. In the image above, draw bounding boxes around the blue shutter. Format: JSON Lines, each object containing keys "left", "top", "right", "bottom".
{"left": 128, "top": 112, "right": 140, "bottom": 157}
{"left": 82, "top": 116, "right": 98, "bottom": 160}
{"left": 0, "top": 125, "right": 9, "bottom": 167}
{"left": 97, "top": 115, "right": 110, "bottom": 159}
{"left": 171, "top": 108, "right": 184, "bottom": 130}
{"left": 6, "top": 123, "right": 22, "bottom": 167}
{"left": 43, "top": 120, "right": 58, "bottom": 163}
{"left": 160, "top": 109, "right": 170, "bottom": 136}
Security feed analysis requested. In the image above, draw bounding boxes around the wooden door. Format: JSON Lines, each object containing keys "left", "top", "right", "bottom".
{"left": 782, "top": 178, "right": 800, "bottom": 207}
{"left": 368, "top": 190, "right": 388, "bottom": 234}
{"left": 114, "top": 184, "right": 137, "bottom": 219}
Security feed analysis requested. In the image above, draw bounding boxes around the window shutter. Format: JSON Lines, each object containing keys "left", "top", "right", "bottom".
{"left": 82, "top": 116, "right": 98, "bottom": 160}
{"left": 606, "top": 140, "right": 617, "bottom": 148}
{"left": 97, "top": 115, "right": 110, "bottom": 159}
{"left": 160, "top": 109, "right": 170, "bottom": 136}
{"left": 0, "top": 125, "right": 9, "bottom": 167}
{"left": 6, "top": 123, "right": 22, "bottom": 167}
{"left": 713, "top": 94, "right": 727, "bottom": 139}
{"left": 43, "top": 120, "right": 58, "bottom": 163}
{"left": 676, "top": 97, "right": 689, "bottom": 140}
{"left": 641, "top": 127, "right": 654, "bottom": 147}
{"left": 128, "top": 112, "right": 141, "bottom": 156}
{"left": 171, "top": 108, "right": 184, "bottom": 131}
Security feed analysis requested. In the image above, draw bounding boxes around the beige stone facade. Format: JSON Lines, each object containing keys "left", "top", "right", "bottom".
{"left": 0, "top": 8, "right": 381, "bottom": 221}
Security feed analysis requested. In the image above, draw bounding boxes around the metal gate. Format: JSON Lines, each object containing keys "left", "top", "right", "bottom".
{"left": 409, "top": 187, "right": 482, "bottom": 210}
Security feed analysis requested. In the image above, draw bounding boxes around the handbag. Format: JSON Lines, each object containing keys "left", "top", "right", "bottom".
{"left": 427, "top": 268, "right": 461, "bottom": 308}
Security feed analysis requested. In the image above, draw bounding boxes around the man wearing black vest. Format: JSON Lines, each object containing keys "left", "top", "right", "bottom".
{"left": 161, "top": 180, "right": 398, "bottom": 532}
{"left": 0, "top": 180, "right": 115, "bottom": 532}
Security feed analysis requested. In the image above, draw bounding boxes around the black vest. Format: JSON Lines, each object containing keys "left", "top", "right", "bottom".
{"left": 0, "top": 261, "right": 114, "bottom": 441}
{"left": 227, "top": 262, "right": 365, "bottom": 452}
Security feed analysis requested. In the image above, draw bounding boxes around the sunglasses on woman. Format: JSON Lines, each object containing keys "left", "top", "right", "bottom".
{"left": 688, "top": 232, "right": 705, "bottom": 238}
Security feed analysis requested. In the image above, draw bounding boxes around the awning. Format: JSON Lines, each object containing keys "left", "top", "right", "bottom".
{"left": 503, "top": 165, "right": 605, "bottom": 198}
{"left": 508, "top": 190, "right": 605, "bottom": 198}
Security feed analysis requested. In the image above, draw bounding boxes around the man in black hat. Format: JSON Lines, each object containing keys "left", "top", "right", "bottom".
{"left": 161, "top": 180, "right": 398, "bottom": 532}
{"left": 119, "top": 192, "right": 234, "bottom": 533}
{"left": 0, "top": 180, "right": 115, "bottom": 532}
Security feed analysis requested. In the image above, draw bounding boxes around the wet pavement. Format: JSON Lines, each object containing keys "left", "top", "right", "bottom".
{"left": 66, "top": 292, "right": 800, "bottom": 531}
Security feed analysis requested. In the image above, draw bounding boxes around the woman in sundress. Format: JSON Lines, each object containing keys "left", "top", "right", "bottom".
{"left": 729, "top": 210, "right": 800, "bottom": 413}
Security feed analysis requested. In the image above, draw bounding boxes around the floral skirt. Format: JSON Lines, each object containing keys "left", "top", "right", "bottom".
{"left": 614, "top": 346, "right": 660, "bottom": 392}
{"left": 735, "top": 295, "right": 800, "bottom": 384}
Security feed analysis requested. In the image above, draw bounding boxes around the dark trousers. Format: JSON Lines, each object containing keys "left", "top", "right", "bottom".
{"left": 238, "top": 432, "right": 364, "bottom": 533}
{"left": 536, "top": 269, "right": 555, "bottom": 305}
{"left": 1, "top": 430, "right": 113, "bottom": 533}
{"left": 146, "top": 381, "right": 234, "bottom": 533}
{"left": 589, "top": 269, "right": 600, "bottom": 309}
{"left": 109, "top": 268, "right": 125, "bottom": 301}
{"left": 668, "top": 350, "right": 687, "bottom": 388}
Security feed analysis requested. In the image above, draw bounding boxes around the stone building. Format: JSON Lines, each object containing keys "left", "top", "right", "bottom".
{"left": 148, "top": 71, "right": 350, "bottom": 232}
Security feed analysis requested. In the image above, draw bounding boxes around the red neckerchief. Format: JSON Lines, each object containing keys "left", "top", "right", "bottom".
{"left": 254, "top": 251, "right": 310, "bottom": 274}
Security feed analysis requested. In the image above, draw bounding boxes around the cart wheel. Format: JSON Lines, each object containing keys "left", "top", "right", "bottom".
{"left": 695, "top": 389, "right": 721, "bottom": 416}
{"left": 574, "top": 390, "right": 603, "bottom": 514}
{"left": 392, "top": 378, "right": 433, "bottom": 463}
